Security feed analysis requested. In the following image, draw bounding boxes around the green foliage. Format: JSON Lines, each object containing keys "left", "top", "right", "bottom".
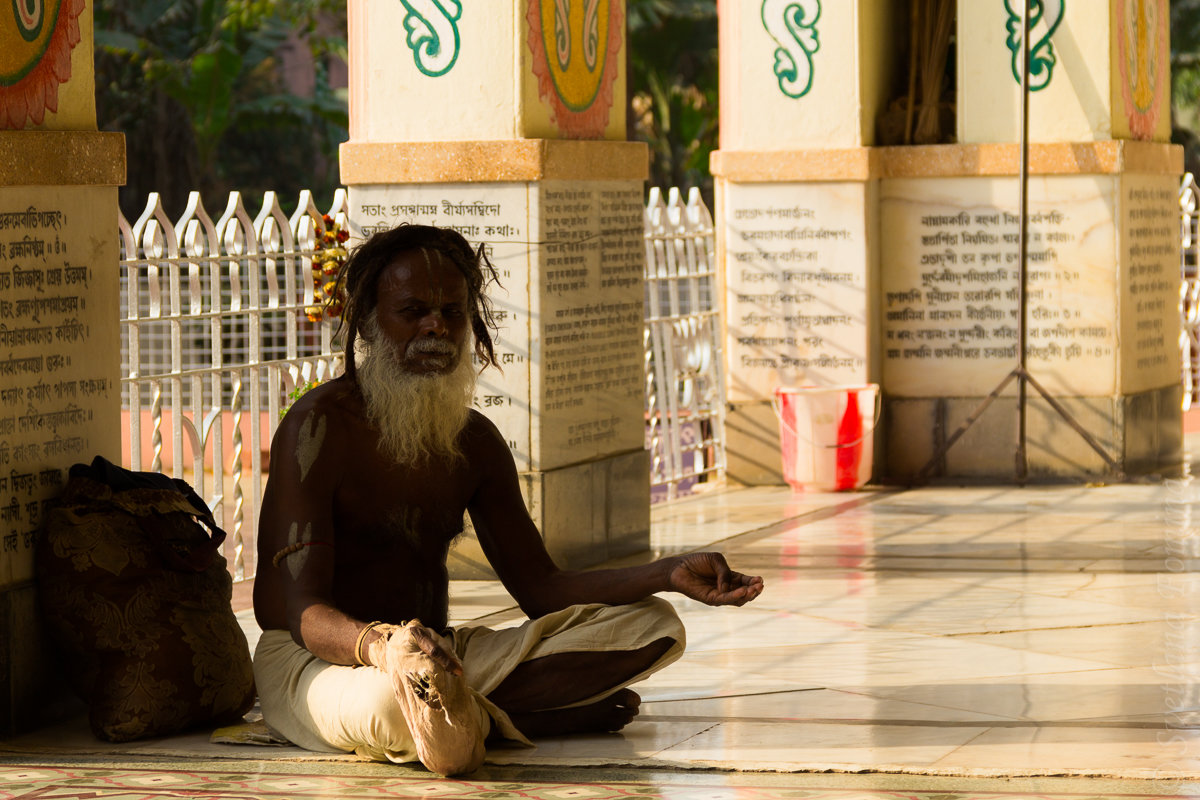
{"left": 627, "top": 0, "right": 719, "bottom": 203}
{"left": 280, "top": 380, "right": 320, "bottom": 419}
{"left": 1174, "top": 1, "right": 1200, "bottom": 175}
{"left": 95, "top": 0, "right": 348, "bottom": 219}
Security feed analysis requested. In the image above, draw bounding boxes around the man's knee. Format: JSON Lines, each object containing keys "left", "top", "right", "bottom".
{"left": 307, "top": 665, "right": 419, "bottom": 760}
{"left": 639, "top": 595, "right": 687, "bottom": 653}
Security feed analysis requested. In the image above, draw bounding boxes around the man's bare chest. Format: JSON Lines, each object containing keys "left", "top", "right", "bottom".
{"left": 331, "top": 456, "right": 472, "bottom": 550}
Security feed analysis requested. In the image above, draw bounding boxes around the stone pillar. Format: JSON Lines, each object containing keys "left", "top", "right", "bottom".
{"left": 343, "top": 1, "right": 650, "bottom": 572}
{"left": 882, "top": 0, "right": 1180, "bottom": 480}
{"left": 712, "top": 0, "right": 900, "bottom": 484}
{"left": 0, "top": 4, "right": 126, "bottom": 734}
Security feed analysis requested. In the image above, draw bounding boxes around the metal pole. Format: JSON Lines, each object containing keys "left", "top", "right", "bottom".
{"left": 910, "top": 0, "right": 1122, "bottom": 485}
{"left": 1015, "top": 0, "right": 1032, "bottom": 483}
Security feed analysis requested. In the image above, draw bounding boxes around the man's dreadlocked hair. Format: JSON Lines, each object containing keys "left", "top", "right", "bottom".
{"left": 331, "top": 224, "right": 501, "bottom": 383}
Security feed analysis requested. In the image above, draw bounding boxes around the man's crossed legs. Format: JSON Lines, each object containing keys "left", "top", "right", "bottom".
{"left": 254, "top": 597, "right": 685, "bottom": 775}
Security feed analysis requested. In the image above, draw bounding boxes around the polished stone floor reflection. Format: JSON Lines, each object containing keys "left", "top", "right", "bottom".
{"left": 7, "top": 468, "right": 1200, "bottom": 798}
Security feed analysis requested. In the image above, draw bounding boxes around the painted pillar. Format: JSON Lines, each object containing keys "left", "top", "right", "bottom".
{"left": 716, "top": 0, "right": 1181, "bottom": 484}
{"left": 712, "top": 0, "right": 899, "bottom": 484}
{"left": 0, "top": 3, "right": 126, "bottom": 734}
{"left": 882, "top": 0, "right": 1180, "bottom": 480}
{"left": 342, "top": 1, "right": 650, "bottom": 572}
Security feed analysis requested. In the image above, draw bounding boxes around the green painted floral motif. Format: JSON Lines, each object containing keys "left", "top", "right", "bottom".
{"left": 550, "top": 1, "right": 603, "bottom": 72}
{"left": 583, "top": 0, "right": 601, "bottom": 70}
{"left": 1005, "top": 0, "right": 1065, "bottom": 91}
{"left": 553, "top": 0, "right": 570, "bottom": 70}
{"left": 761, "top": 0, "right": 821, "bottom": 99}
{"left": 13, "top": 0, "right": 47, "bottom": 43}
{"left": 400, "top": 0, "right": 462, "bottom": 77}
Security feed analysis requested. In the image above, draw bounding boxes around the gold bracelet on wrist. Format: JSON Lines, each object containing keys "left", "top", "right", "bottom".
{"left": 354, "top": 621, "right": 383, "bottom": 666}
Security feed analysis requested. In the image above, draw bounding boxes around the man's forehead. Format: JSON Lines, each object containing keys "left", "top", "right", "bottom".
{"left": 379, "top": 248, "right": 467, "bottom": 294}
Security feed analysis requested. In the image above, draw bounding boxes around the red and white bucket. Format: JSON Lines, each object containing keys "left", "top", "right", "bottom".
{"left": 774, "top": 384, "right": 880, "bottom": 491}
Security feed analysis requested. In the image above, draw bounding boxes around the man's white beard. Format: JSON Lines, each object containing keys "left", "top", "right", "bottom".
{"left": 357, "top": 314, "right": 476, "bottom": 466}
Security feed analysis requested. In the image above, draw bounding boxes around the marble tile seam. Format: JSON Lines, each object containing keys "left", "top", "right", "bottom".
{"left": 940, "top": 616, "right": 1167, "bottom": 634}
{"left": 644, "top": 720, "right": 722, "bottom": 763}
{"left": 732, "top": 561, "right": 1170, "bottom": 574}
{"left": 638, "top": 715, "right": 1183, "bottom": 730}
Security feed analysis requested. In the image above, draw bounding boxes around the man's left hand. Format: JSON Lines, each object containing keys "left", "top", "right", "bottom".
{"left": 667, "top": 552, "right": 764, "bottom": 606}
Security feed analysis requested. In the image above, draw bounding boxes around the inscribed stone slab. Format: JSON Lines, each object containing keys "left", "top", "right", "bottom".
{"left": 0, "top": 185, "right": 121, "bottom": 588}
{"left": 349, "top": 181, "right": 647, "bottom": 474}
{"left": 880, "top": 175, "right": 1119, "bottom": 398}
{"left": 350, "top": 183, "right": 533, "bottom": 470}
{"left": 533, "top": 180, "right": 645, "bottom": 471}
{"left": 722, "top": 181, "right": 872, "bottom": 402}
{"left": 1119, "top": 173, "right": 1180, "bottom": 394}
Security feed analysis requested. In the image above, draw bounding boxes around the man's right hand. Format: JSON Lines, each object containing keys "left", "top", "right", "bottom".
{"left": 408, "top": 623, "right": 464, "bottom": 677}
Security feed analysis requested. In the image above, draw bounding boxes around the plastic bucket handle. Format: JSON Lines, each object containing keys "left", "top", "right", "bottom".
{"left": 771, "top": 385, "right": 882, "bottom": 450}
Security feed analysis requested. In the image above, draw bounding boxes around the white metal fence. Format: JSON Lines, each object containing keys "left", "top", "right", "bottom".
{"left": 119, "top": 186, "right": 725, "bottom": 581}
{"left": 120, "top": 190, "right": 347, "bottom": 579}
{"left": 644, "top": 188, "right": 726, "bottom": 501}
{"left": 1181, "top": 173, "right": 1200, "bottom": 410}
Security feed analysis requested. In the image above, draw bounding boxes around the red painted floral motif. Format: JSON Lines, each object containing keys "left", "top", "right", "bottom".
{"left": 0, "top": 0, "right": 84, "bottom": 129}
{"left": 1117, "top": 0, "right": 1167, "bottom": 141}
{"left": 526, "top": 0, "right": 622, "bottom": 139}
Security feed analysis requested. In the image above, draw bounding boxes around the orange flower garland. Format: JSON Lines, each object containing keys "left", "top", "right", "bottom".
{"left": 305, "top": 215, "right": 350, "bottom": 323}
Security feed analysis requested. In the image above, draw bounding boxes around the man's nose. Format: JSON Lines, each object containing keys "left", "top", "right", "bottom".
{"left": 421, "top": 310, "right": 447, "bottom": 336}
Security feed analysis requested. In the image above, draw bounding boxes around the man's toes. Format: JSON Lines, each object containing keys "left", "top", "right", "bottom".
{"left": 613, "top": 689, "right": 641, "bottom": 710}
{"left": 605, "top": 689, "right": 641, "bottom": 731}
{"left": 614, "top": 707, "right": 638, "bottom": 730}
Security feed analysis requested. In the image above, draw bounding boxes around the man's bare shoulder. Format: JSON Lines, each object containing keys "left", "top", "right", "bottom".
{"left": 280, "top": 378, "right": 360, "bottom": 427}
{"left": 272, "top": 378, "right": 364, "bottom": 460}
{"left": 459, "top": 409, "right": 522, "bottom": 495}
{"left": 461, "top": 408, "right": 507, "bottom": 452}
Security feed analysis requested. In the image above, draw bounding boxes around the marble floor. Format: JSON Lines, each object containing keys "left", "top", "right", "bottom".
{"left": 8, "top": 463, "right": 1200, "bottom": 797}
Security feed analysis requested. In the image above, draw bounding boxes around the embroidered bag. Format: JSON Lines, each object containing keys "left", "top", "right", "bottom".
{"left": 37, "top": 456, "right": 255, "bottom": 742}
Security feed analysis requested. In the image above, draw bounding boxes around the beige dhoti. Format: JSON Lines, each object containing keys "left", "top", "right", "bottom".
{"left": 253, "top": 597, "right": 686, "bottom": 763}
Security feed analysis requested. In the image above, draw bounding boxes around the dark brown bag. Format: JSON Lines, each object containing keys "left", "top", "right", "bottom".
{"left": 36, "top": 456, "right": 255, "bottom": 742}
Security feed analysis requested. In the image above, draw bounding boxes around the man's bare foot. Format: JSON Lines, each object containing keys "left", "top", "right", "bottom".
{"left": 503, "top": 689, "right": 642, "bottom": 739}
{"left": 368, "top": 622, "right": 485, "bottom": 776}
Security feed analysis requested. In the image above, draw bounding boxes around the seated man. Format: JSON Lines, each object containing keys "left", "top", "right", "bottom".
{"left": 253, "top": 224, "right": 764, "bottom": 776}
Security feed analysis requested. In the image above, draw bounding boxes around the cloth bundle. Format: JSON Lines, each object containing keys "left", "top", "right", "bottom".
{"left": 37, "top": 456, "right": 255, "bottom": 742}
